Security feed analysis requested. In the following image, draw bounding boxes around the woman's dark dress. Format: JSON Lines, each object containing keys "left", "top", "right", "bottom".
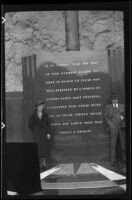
{"left": 28, "top": 109, "right": 51, "bottom": 159}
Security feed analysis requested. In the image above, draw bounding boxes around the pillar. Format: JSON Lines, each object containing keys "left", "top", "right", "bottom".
{"left": 65, "top": 11, "right": 80, "bottom": 51}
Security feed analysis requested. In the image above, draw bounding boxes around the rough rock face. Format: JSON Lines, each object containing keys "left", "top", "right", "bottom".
{"left": 5, "top": 11, "right": 124, "bottom": 92}
{"left": 79, "top": 11, "right": 124, "bottom": 50}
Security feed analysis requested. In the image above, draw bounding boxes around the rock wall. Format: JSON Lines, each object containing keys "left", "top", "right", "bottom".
{"left": 79, "top": 11, "right": 124, "bottom": 50}
{"left": 5, "top": 11, "right": 124, "bottom": 92}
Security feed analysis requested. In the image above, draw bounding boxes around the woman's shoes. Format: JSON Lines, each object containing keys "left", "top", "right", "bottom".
{"left": 40, "top": 166, "right": 46, "bottom": 172}
{"left": 44, "top": 164, "right": 49, "bottom": 170}
{"left": 40, "top": 164, "right": 50, "bottom": 172}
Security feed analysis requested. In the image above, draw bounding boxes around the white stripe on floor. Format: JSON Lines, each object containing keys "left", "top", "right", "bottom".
{"left": 77, "top": 163, "right": 99, "bottom": 174}
{"left": 92, "top": 164, "right": 126, "bottom": 181}
{"left": 120, "top": 184, "right": 126, "bottom": 191}
{"left": 53, "top": 163, "right": 74, "bottom": 175}
{"left": 41, "top": 180, "right": 118, "bottom": 190}
{"left": 40, "top": 166, "right": 62, "bottom": 180}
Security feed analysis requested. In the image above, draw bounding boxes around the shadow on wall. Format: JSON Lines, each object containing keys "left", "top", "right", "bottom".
{"left": 6, "top": 92, "right": 25, "bottom": 142}
{"left": 111, "top": 81, "right": 125, "bottom": 104}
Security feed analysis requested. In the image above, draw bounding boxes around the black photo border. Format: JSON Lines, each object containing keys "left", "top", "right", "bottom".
{"left": 1, "top": 1, "right": 131, "bottom": 199}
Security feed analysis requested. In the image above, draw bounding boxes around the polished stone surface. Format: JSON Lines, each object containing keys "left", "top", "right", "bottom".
{"left": 7, "top": 161, "right": 127, "bottom": 197}
{"left": 41, "top": 162, "right": 126, "bottom": 195}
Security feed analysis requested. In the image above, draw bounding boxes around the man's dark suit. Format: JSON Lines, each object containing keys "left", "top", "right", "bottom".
{"left": 105, "top": 103, "right": 125, "bottom": 164}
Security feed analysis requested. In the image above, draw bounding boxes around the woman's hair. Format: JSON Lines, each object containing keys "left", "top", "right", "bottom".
{"left": 35, "top": 100, "right": 45, "bottom": 108}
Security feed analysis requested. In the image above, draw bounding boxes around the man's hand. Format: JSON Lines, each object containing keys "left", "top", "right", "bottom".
{"left": 120, "top": 115, "right": 124, "bottom": 120}
{"left": 47, "top": 134, "right": 51, "bottom": 139}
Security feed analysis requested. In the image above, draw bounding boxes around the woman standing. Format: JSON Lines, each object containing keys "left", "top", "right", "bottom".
{"left": 28, "top": 100, "right": 51, "bottom": 172}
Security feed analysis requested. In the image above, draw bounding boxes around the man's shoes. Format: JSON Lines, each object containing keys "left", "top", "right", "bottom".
{"left": 122, "top": 166, "right": 126, "bottom": 173}
{"left": 111, "top": 162, "right": 116, "bottom": 167}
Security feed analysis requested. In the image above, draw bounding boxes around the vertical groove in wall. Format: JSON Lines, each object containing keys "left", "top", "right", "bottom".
{"left": 22, "top": 54, "right": 37, "bottom": 141}
{"left": 107, "top": 48, "right": 125, "bottom": 102}
{"left": 65, "top": 11, "right": 80, "bottom": 51}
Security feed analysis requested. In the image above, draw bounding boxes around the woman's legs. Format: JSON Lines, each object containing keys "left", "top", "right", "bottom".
{"left": 42, "top": 158, "right": 46, "bottom": 168}
{"left": 42, "top": 157, "right": 50, "bottom": 170}
{"left": 39, "top": 158, "right": 46, "bottom": 172}
{"left": 40, "top": 157, "right": 50, "bottom": 171}
{"left": 39, "top": 159, "right": 43, "bottom": 171}
{"left": 110, "top": 127, "right": 118, "bottom": 165}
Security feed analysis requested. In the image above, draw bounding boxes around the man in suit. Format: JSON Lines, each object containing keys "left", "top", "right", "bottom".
{"left": 105, "top": 93, "right": 125, "bottom": 166}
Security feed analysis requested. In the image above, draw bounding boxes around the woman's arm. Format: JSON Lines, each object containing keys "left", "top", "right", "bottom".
{"left": 28, "top": 113, "right": 35, "bottom": 132}
{"left": 46, "top": 114, "right": 51, "bottom": 139}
